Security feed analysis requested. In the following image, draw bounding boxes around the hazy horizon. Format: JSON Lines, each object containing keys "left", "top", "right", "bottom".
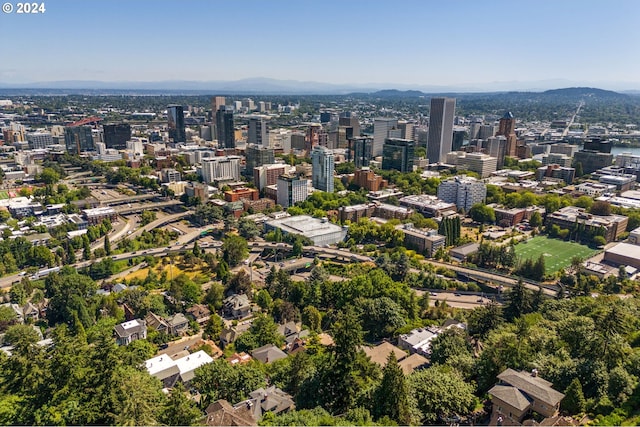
{"left": 1, "top": 0, "right": 639, "bottom": 91}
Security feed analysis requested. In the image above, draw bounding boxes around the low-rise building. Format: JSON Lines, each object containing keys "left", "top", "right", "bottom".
{"left": 546, "top": 206, "right": 628, "bottom": 243}
{"left": 264, "top": 215, "right": 347, "bottom": 246}
{"left": 604, "top": 242, "right": 640, "bottom": 270}
{"left": 399, "top": 225, "right": 446, "bottom": 257}
{"left": 114, "top": 319, "right": 147, "bottom": 346}
{"left": 399, "top": 194, "right": 457, "bottom": 218}
{"left": 83, "top": 207, "right": 118, "bottom": 225}
{"left": 492, "top": 205, "right": 527, "bottom": 227}
{"left": 338, "top": 202, "right": 413, "bottom": 223}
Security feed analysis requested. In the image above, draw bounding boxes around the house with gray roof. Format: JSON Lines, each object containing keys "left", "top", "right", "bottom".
{"left": 251, "top": 344, "right": 287, "bottom": 364}
{"left": 114, "top": 319, "right": 147, "bottom": 345}
{"left": 489, "top": 368, "right": 565, "bottom": 425}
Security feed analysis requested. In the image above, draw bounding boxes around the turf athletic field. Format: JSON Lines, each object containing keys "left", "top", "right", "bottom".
{"left": 0, "top": 191, "right": 9, "bottom": 199}
{"left": 514, "top": 235, "right": 599, "bottom": 274}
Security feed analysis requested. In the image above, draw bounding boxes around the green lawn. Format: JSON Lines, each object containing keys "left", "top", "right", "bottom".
{"left": 0, "top": 191, "right": 9, "bottom": 199}
{"left": 514, "top": 235, "right": 599, "bottom": 274}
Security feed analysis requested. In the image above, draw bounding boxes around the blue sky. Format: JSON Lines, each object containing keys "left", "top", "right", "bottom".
{"left": 1, "top": 0, "right": 639, "bottom": 89}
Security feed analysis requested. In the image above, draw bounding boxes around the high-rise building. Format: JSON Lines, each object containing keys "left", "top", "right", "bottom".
{"left": 352, "top": 136, "right": 374, "bottom": 169}
{"left": 200, "top": 156, "right": 241, "bottom": 184}
{"left": 486, "top": 136, "right": 507, "bottom": 168}
{"left": 216, "top": 106, "right": 235, "bottom": 149}
{"left": 373, "top": 118, "right": 399, "bottom": 157}
{"left": 167, "top": 105, "right": 186, "bottom": 143}
{"left": 437, "top": 176, "right": 486, "bottom": 212}
{"left": 382, "top": 138, "right": 415, "bottom": 173}
{"left": 465, "top": 153, "right": 498, "bottom": 178}
{"left": 211, "top": 96, "right": 225, "bottom": 121}
{"left": 339, "top": 112, "right": 360, "bottom": 138}
{"left": 427, "top": 97, "right": 456, "bottom": 164}
{"left": 277, "top": 175, "right": 308, "bottom": 208}
{"left": 65, "top": 126, "right": 95, "bottom": 154}
{"left": 247, "top": 116, "right": 268, "bottom": 145}
{"left": 311, "top": 145, "right": 335, "bottom": 193}
{"left": 497, "top": 112, "right": 517, "bottom": 157}
{"left": 103, "top": 124, "right": 131, "bottom": 149}
{"left": 452, "top": 127, "right": 466, "bottom": 151}
{"left": 254, "top": 164, "right": 287, "bottom": 191}
{"left": 245, "top": 144, "right": 275, "bottom": 173}
{"left": 478, "top": 124, "right": 496, "bottom": 140}
{"left": 26, "top": 132, "right": 54, "bottom": 150}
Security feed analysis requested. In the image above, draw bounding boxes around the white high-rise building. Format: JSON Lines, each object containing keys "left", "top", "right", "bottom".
{"left": 437, "top": 176, "right": 486, "bottom": 212}
{"left": 126, "top": 139, "right": 144, "bottom": 156}
{"left": 277, "top": 175, "right": 308, "bottom": 208}
{"left": 200, "top": 156, "right": 241, "bottom": 184}
{"left": 373, "top": 118, "right": 398, "bottom": 157}
{"left": 427, "top": 97, "right": 456, "bottom": 164}
{"left": 311, "top": 145, "right": 335, "bottom": 193}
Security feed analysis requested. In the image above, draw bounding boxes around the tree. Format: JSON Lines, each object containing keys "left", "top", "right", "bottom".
{"left": 0, "top": 306, "right": 18, "bottom": 332}
{"left": 140, "top": 210, "right": 157, "bottom": 226}
{"left": 529, "top": 211, "right": 543, "bottom": 228}
{"left": 112, "top": 365, "right": 165, "bottom": 426}
{"left": 467, "top": 301, "right": 504, "bottom": 340}
{"left": 590, "top": 200, "right": 612, "bottom": 216}
{"left": 504, "top": 280, "right": 533, "bottom": 321}
{"left": 103, "top": 234, "right": 111, "bottom": 256}
{"left": 302, "top": 305, "right": 322, "bottom": 333}
{"left": 82, "top": 235, "right": 92, "bottom": 261}
{"left": 38, "top": 168, "right": 60, "bottom": 185}
{"left": 430, "top": 328, "right": 472, "bottom": 366}
{"left": 375, "top": 352, "right": 413, "bottom": 425}
{"left": 356, "top": 297, "right": 407, "bottom": 342}
{"left": 409, "top": 365, "right": 476, "bottom": 424}
{"left": 221, "top": 235, "right": 248, "bottom": 267}
{"left": 562, "top": 378, "right": 586, "bottom": 414}
{"left": 159, "top": 382, "right": 201, "bottom": 426}
{"left": 203, "top": 313, "right": 224, "bottom": 341}
{"left": 193, "top": 359, "right": 266, "bottom": 407}
{"left": 469, "top": 204, "right": 496, "bottom": 224}
{"left": 238, "top": 218, "right": 260, "bottom": 240}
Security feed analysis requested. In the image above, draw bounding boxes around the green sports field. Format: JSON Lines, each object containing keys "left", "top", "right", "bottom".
{"left": 514, "top": 236, "right": 599, "bottom": 274}
{"left": 0, "top": 191, "right": 9, "bottom": 199}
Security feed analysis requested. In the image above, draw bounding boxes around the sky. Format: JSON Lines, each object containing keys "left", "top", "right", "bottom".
{"left": 1, "top": 0, "right": 640, "bottom": 90}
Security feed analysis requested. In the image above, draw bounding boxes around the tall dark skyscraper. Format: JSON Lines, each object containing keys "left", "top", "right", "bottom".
{"left": 426, "top": 97, "right": 456, "bottom": 164}
{"left": 382, "top": 138, "right": 415, "bottom": 173}
{"left": 216, "top": 106, "right": 235, "bottom": 149}
{"left": 497, "top": 111, "right": 517, "bottom": 157}
{"left": 351, "top": 136, "right": 373, "bottom": 169}
{"left": 103, "top": 123, "right": 131, "bottom": 149}
{"left": 65, "top": 126, "right": 95, "bottom": 154}
{"left": 245, "top": 144, "right": 275, "bottom": 174}
{"left": 167, "top": 105, "right": 186, "bottom": 142}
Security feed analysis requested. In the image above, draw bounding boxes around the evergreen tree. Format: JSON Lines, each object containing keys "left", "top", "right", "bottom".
{"left": 159, "top": 382, "right": 202, "bottom": 426}
{"left": 504, "top": 280, "right": 532, "bottom": 321}
{"left": 562, "top": 378, "right": 586, "bottom": 414}
{"left": 192, "top": 240, "right": 201, "bottom": 258}
{"left": 375, "top": 352, "right": 412, "bottom": 425}
{"left": 82, "top": 235, "right": 92, "bottom": 261}
{"left": 103, "top": 234, "right": 111, "bottom": 256}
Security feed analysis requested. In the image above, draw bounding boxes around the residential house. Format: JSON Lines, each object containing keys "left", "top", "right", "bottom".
{"left": 398, "top": 353, "right": 429, "bottom": 375}
{"left": 219, "top": 322, "right": 252, "bottom": 348}
{"left": 223, "top": 294, "right": 252, "bottom": 319}
{"left": 167, "top": 313, "right": 190, "bottom": 336}
{"left": 397, "top": 326, "right": 440, "bottom": 356}
{"left": 278, "top": 321, "right": 310, "bottom": 352}
{"left": 145, "top": 311, "right": 169, "bottom": 334}
{"left": 145, "top": 350, "right": 214, "bottom": 387}
{"left": 114, "top": 319, "right": 147, "bottom": 345}
{"left": 22, "top": 302, "right": 39, "bottom": 322}
{"left": 228, "top": 352, "right": 253, "bottom": 365}
{"left": 361, "top": 342, "right": 407, "bottom": 368}
{"left": 251, "top": 344, "right": 287, "bottom": 364}
{"left": 488, "top": 368, "right": 565, "bottom": 425}
{"left": 205, "top": 400, "right": 257, "bottom": 427}
{"left": 186, "top": 304, "right": 211, "bottom": 326}
{"left": 238, "top": 386, "right": 295, "bottom": 421}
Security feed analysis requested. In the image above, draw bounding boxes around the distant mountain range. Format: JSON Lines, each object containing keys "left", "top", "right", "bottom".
{"left": 0, "top": 77, "right": 639, "bottom": 95}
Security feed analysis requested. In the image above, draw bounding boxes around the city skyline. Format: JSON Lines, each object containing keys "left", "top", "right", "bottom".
{"left": 1, "top": 0, "right": 640, "bottom": 91}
